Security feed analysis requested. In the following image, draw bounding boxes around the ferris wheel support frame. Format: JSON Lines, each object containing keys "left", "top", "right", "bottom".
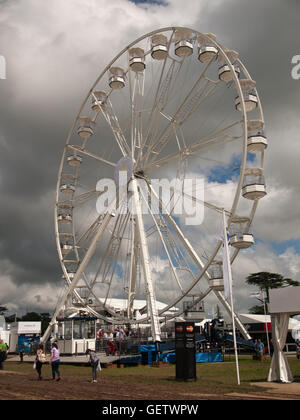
{"left": 51, "top": 27, "right": 266, "bottom": 343}
{"left": 130, "top": 178, "right": 162, "bottom": 343}
{"left": 41, "top": 203, "right": 117, "bottom": 343}
{"left": 148, "top": 183, "right": 251, "bottom": 340}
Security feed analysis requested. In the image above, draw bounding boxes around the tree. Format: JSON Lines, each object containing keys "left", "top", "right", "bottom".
{"left": 246, "top": 272, "right": 300, "bottom": 314}
{"left": 21, "top": 312, "right": 41, "bottom": 322}
{"left": 0, "top": 306, "right": 8, "bottom": 315}
{"left": 40, "top": 313, "right": 51, "bottom": 335}
{"left": 248, "top": 305, "right": 265, "bottom": 315}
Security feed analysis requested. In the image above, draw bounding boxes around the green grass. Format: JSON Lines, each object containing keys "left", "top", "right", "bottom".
{"left": 5, "top": 356, "right": 300, "bottom": 396}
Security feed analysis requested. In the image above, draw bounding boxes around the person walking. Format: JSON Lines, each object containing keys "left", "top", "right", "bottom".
{"left": 50, "top": 343, "right": 61, "bottom": 381}
{"left": 0, "top": 339, "right": 8, "bottom": 370}
{"left": 258, "top": 339, "right": 265, "bottom": 362}
{"left": 35, "top": 343, "right": 46, "bottom": 380}
{"left": 19, "top": 344, "right": 25, "bottom": 363}
{"left": 86, "top": 349, "right": 101, "bottom": 383}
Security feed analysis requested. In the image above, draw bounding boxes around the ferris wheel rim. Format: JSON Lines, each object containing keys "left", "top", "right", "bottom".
{"left": 54, "top": 26, "right": 266, "bottom": 324}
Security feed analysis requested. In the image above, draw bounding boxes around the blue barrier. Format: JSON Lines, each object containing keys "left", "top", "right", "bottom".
{"left": 160, "top": 352, "right": 223, "bottom": 364}
{"left": 118, "top": 355, "right": 142, "bottom": 364}
{"left": 196, "top": 352, "right": 223, "bottom": 363}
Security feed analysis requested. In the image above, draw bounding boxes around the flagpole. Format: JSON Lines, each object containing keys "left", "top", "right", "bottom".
{"left": 262, "top": 291, "right": 271, "bottom": 356}
{"left": 222, "top": 209, "right": 240, "bottom": 385}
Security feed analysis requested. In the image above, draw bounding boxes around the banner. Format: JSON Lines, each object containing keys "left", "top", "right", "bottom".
{"left": 250, "top": 291, "right": 262, "bottom": 298}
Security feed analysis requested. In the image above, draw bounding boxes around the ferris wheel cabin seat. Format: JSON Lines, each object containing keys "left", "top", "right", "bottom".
{"left": 60, "top": 184, "right": 75, "bottom": 194}
{"left": 57, "top": 214, "right": 72, "bottom": 224}
{"left": 209, "top": 262, "right": 224, "bottom": 291}
{"left": 228, "top": 217, "right": 254, "bottom": 249}
{"left": 77, "top": 117, "right": 95, "bottom": 139}
{"left": 242, "top": 168, "right": 267, "bottom": 200}
{"left": 197, "top": 33, "right": 218, "bottom": 63}
{"left": 230, "top": 234, "right": 254, "bottom": 249}
{"left": 174, "top": 29, "right": 193, "bottom": 57}
{"left": 61, "top": 244, "right": 74, "bottom": 255}
{"left": 108, "top": 66, "right": 126, "bottom": 89}
{"left": 67, "top": 155, "right": 82, "bottom": 167}
{"left": 129, "top": 47, "right": 146, "bottom": 72}
{"left": 151, "top": 34, "right": 168, "bottom": 60}
{"left": 92, "top": 91, "right": 108, "bottom": 111}
{"left": 235, "top": 79, "right": 258, "bottom": 112}
{"left": 218, "top": 50, "right": 240, "bottom": 82}
{"left": 247, "top": 120, "right": 268, "bottom": 153}
{"left": 62, "top": 272, "right": 75, "bottom": 281}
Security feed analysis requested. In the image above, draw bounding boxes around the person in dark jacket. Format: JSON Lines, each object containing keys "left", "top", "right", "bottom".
{"left": 86, "top": 349, "right": 101, "bottom": 383}
{"left": 35, "top": 343, "right": 46, "bottom": 380}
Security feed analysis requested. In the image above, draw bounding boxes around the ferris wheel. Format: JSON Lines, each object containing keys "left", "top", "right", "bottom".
{"left": 44, "top": 27, "right": 267, "bottom": 343}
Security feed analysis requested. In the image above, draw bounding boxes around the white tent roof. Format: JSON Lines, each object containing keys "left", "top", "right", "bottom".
{"left": 239, "top": 313, "right": 300, "bottom": 331}
{"left": 100, "top": 298, "right": 179, "bottom": 313}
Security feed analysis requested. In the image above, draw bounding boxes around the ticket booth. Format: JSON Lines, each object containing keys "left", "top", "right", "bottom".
{"left": 9, "top": 322, "right": 41, "bottom": 353}
{"left": 57, "top": 317, "right": 97, "bottom": 354}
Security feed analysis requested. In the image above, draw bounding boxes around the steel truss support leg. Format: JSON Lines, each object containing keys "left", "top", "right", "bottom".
{"left": 148, "top": 183, "right": 250, "bottom": 341}
{"left": 130, "top": 178, "right": 161, "bottom": 343}
{"left": 41, "top": 206, "right": 117, "bottom": 343}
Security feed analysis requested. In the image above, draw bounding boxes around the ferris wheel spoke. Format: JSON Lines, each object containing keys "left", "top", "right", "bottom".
{"left": 145, "top": 119, "right": 242, "bottom": 170}
{"left": 139, "top": 186, "right": 185, "bottom": 295}
{"left": 80, "top": 272, "right": 106, "bottom": 308}
{"left": 142, "top": 56, "right": 218, "bottom": 167}
{"left": 75, "top": 214, "right": 105, "bottom": 250}
{"left": 44, "top": 200, "right": 118, "bottom": 342}
{"left": 102, "top": 212, "right": 131, "bottom": 307}
{"left": 146, "top": 134, "right": 241, "bottom": 171}
{"left": 148, "top": 182, "right": 217, "bottom": 274}
{"left": 127, "top": 216, "right": 135, "bottom": 318}
{"left": 67, "top": 145, "right": 116, "bottom": 168}
{"left": 92, "top": 93, "right": 131, "bottom": 157}
{"left": 158, "top": 59, "right": 184, "bottom": 112}
{"left": 147, "top": 181, "right": 251, "bottom": 337}
{"left": 178, "top": 79, "right": 220, "bottom": 127}
{"left": 88, "top": 218, "right": 121, "bottom": 290}
{"left": 147, "top": 83, "right": 224, "bottom": 168}
{"left": 141, "top": 60, "right": 185, "bottom": 161}
{"left": 72, "top": 189, "right": 101, "bottom": 207}
{"left": 129, "top": 70, "right": 146, "bottom": 160}
{"left": 141, "top": 31, "right": 176, "bottom": 151}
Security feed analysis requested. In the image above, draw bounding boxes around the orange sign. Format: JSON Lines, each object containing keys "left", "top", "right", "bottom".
{"left": 186, "top": 325, "right": 194, "bottom": 333}
{"left": 176, "top": 325, "right": 184, "bottom": 333}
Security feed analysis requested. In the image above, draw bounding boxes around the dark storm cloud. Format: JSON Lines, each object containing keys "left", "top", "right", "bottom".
{"left": 0, "top": 0, "right": 299, "bottom": 314}
{"left": 203, "top": 0, "right": 300, "bottom": 116}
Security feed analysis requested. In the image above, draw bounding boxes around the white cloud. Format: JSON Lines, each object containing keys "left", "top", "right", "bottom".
{"left": 0, "top": 274, "right": 62, "bottom": 315}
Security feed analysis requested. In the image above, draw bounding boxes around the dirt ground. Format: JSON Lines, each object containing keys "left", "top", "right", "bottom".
{"left": 0, "top": 369, "right": 232, "bottom": 400}
{"left": 1, "top": 360, "right": 300, "bottom": 400}
{"left": 0, "top": 369, "right": 299, "bottom": 401}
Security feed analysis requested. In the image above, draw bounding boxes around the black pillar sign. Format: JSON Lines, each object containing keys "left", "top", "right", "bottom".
{"left": 175, "top": 322, "right": 197, "bottom": 382}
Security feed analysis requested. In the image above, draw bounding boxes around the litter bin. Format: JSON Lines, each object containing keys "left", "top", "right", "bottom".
{"left": 175, "top": 322, "right": 196, "bottom": 382}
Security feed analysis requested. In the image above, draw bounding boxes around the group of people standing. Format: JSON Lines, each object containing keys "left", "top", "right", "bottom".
{"left": 35, "top": 343, "right": 100, "bottom": 383}
{"left": 34, "top": 342, "right": 61, "bottom": 381}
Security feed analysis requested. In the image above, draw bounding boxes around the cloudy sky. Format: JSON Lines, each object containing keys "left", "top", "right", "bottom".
{"left": 0, "top": 0, "right": 300, "bottom": 319}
